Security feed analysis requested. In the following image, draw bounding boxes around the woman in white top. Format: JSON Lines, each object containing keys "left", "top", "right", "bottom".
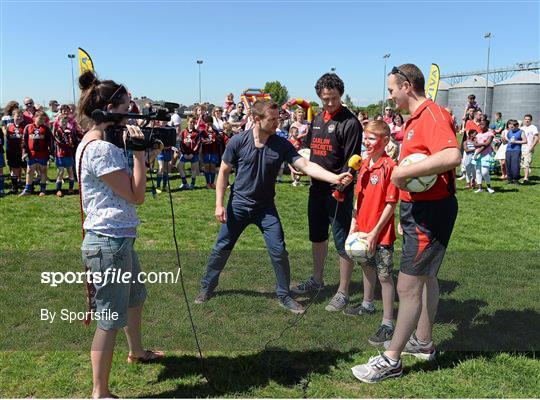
{"left": 76, "top": 70, "right": 163, "bottom": 398}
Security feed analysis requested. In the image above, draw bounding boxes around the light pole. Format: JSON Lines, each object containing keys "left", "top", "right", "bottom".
{"left": 196, "top": 60, "right": 203, "bottom": 104}
{"left": 67, "top": 54, "right": 76, "bottom": 105}
{"left": 382, "top": 53, "right": 391, "bottom": 114}
{"left": 483, "top": 33, "right": 492, "bottom": 116}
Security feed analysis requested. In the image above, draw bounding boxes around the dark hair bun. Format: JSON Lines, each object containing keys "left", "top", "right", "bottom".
{"left": 79, "top": 70, "right": 99, "bottom": 91}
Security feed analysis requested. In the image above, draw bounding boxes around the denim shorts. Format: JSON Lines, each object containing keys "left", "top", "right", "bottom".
{"left": 81, "top": 232, "right": 147, "bottom": 330}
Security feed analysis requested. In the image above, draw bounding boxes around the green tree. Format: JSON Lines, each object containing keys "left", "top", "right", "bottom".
{"left": 263, "top": 81, "right": 289, "bottom": 106}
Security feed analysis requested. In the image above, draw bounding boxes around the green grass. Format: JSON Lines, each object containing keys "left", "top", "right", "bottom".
{"left": 0, "top": 156, "right": 539, "bottom": 398}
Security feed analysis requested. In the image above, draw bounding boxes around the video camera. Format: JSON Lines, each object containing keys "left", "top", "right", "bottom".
{"left": 91, "top": 101, "right": 179, "bottom": 151}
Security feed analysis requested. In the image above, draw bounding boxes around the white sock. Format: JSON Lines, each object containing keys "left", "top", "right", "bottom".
{"left": 362, "top": 300, "right": 373, "bottom": 309}
{"left": 382, "top": 318, "right": 394, "bottom": 329}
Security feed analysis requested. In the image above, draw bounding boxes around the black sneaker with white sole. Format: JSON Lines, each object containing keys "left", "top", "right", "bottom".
{"left": 368, "top": 324, "right": 394, "bottom": 347}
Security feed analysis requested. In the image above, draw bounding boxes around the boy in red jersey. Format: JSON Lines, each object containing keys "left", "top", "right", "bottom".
{"left": 177, "top": 116, "right": 201, "bottom": 190}
{"left": 3, "top": 110, "right": 26, "bottom": 193}
{"left": 344, "top": 121, "right": 398, "bottom": 347}
{"left": 20, "top": 111, "right": 53, "bottom": 196}
{"left": 53, "top": 115, "right": 76, "bottom": 197}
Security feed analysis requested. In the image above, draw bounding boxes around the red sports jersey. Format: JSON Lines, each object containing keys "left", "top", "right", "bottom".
{"left": 24, "top": 123, "right": 52, "bottom": 160}
{"left": 23, "top": 110, "right": 49, "bottom": 126}
{"left": 399, "top": 100, "right": 459, "bottom": 202}
{"left": 179, "top": 129, "right": 200, "bottom": 155}
{"left": 53, "top": 125, "right": 75, "bottom": 157}
{"left": 200, "top": 129, "right": 219, "bottom": 155}
{"left": 354, "top": 154, "right": 398, "bottom": 245}
{"left": 289, "top": 137, "right": 302, "bottom": 150}
{"left": 465, "top": 120, "right": 481, "bottom": 133}
{"left": 5, "top": 122, "right": 25, "bottom": 156}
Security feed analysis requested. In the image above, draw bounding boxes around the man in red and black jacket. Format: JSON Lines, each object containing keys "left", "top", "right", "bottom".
{"left": 292, "top": 73, "right": 362, "bottom": 312}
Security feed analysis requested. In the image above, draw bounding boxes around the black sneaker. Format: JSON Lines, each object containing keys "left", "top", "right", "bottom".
{"left": 343, "top": 303, "right": 376, "bottom": 316}
{"left": 194, "top": 291, "right": 213, "bottom": 304}
{"left": 368, "top": 324, "right": 394, "bottom": 347}
{"left": 278, "top": 295, "right": 305, "bottom": 314}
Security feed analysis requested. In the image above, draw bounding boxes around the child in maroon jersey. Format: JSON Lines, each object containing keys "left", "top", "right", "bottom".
{"left": 53, "top": 115, "right": 76, "bottom": 197}
{"left": 200, "top": 115, "right": 219, "bottom": 188}
{"left": 3, "top": 110, "right": 26, "bottom": 193}
{"left": 20, "top": 111, "right": 53, "bottom": 196}
{"left": 177, "top": 116, "right": 201, "bottom": 189}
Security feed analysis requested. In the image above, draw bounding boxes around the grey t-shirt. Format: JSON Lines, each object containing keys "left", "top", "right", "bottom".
{"left": 76, "top": 140, "right": 139, "bottom": 238}
{"left": 223, "top": 130, "right": 301, "bottom": 209}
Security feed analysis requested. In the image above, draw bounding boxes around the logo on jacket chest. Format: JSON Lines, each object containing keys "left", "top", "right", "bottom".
{"left": 328, "top": 124, "right": 336, "bottom": 133}
{"left": 407, "top": 129, "right": 414, "bottom": 140}
{"left": 370, "top": 174, "right": 379, "bottom": 185}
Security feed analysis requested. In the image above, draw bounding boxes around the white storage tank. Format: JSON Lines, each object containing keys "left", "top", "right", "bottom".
{"left": 492, "top": 71, "right": 540, "bottom": 123}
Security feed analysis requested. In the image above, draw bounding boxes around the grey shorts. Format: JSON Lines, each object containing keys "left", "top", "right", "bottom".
{"left": 359, "top": 245, "right": 394, "bottom": 278}
{"left": 81, "top": 233, "right": 147, "bottom": 330}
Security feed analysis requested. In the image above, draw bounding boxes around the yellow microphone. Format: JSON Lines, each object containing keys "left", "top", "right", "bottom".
{"left": 333, "top": 154, "right": 362, "bottom": 202}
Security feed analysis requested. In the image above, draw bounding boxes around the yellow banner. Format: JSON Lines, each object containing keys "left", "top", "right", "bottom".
{"left": 426, "top": 63, "right": 440, "bottom": 101}
{"left": 78, "top": 47, "right": 94, "bottom": 75}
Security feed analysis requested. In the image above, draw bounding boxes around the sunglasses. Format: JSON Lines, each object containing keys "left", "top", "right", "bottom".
{"left": 107, "top": 84, "right": 127, "bottom": 103}
{"left": 390, "top": 66, "right": 411, "bottom": 84}
{"left": 25, "top": 102, "right": 33, "bottom": 106}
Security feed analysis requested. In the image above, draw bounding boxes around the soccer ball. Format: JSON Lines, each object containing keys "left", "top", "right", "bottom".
{"left": 399, "top": 153, "right": 437, "bottom": 193}
{"left": 345, "top": 232, "right": 373, "bottom": 263}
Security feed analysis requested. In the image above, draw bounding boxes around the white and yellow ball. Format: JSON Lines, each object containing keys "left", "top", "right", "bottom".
{"left": 399, "top": 153, "right": 437, "bottom": 192}
{"left": 345, "top": 232, "right": 373, "bottom": 263}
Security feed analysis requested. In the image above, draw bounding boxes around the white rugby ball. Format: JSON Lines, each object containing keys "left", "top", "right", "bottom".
{"left": 399, "top": 153, "right": 437, "bottom": 193}
{"left": 345, "top": 232, "right": 373, "bottom": 263}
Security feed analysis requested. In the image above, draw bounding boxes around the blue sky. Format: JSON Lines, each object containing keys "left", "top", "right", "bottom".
{"left": 1, "top": 0, "right": 539, "bottom": 107}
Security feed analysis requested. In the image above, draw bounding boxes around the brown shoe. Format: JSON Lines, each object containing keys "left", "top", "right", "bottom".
{"left": 127, "top": 349, "right": 164, "bottom": 364}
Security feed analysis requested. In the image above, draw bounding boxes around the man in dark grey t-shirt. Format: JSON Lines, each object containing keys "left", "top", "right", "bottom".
{"left": 194, "top": 100, "right": 352, "bottom": 313}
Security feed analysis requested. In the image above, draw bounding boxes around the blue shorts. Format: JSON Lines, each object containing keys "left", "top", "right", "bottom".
{"left": 56, "top": 156, "right": 74, "bottom": 168}
{"left": 28, "top": 158, "right": 48, "bottom": 167}
{"left": 203, "top": 153, "right": 219, "bottom": 165}
{"left": 157, "top": 149, "right": 173, "bottom": 162}
{"left": 180, "top": 154, "right": 199, "bottom": 163}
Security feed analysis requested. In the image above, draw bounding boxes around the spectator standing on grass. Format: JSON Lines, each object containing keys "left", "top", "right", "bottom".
{"left": 505, "top": 120, "right": 527, "bottom": 184}
{"left": 46, "top": 100, "right": 59, "bottom": 122}
{"left": 53, "top": 114, "right": 76, "bottom": 197}
{"left": 228, "top": 101, "right": 247, "bottom": 133}
{"left": 520, "top": 114, "right": 538, "bottom": 184}
{"left": 462, "top": 130, "right": 477, "bottom": 189}
{"left": 3, "top": 109, "right": 26, "bottom": 193}
{"left": 290, "top": 108, "right": 310, "bottom": 142}
{"left": 23, "top": 97, "right": 49, "bottom": 126}
{"left": 495, "top": 120, "right": 512, "bottom": 179}
{"left": 2, "top": 101, "right": 20, "bottom": 127}
{"left": 212, "top": 106, "right": 226, "bottom": 132}
{"left": 177, "top": 116, "right": 201, "bottom": 190}
{"left": 383, "top": 106, "right": 394, "bottom": 125}
{"left": 472, "top": 120, "right": 495, "bottom": 194}
{"left": 20, "top": 110, "right": 53, "bottom": 197}
{"left": 201, "top": 115, "right": 219, "bottom": 189}
{"left": 461, "top": 94, "right": 481, "bottom": 124}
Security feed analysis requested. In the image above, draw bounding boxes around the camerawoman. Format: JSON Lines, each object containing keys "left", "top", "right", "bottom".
{"left": 75, "top": 70, "right": 164, "bottom": 399}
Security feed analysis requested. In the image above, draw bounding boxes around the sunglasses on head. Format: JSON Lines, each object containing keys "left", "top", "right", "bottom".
{"left": 390, "top": 66, "right": 411, "bottom": 84}
{"left": 107, "top": 85, "right": 127, "bottom": 103}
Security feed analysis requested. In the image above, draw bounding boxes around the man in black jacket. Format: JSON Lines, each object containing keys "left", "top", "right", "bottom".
{"left": 291, "top": 73, "right": 363, "bottom": 312}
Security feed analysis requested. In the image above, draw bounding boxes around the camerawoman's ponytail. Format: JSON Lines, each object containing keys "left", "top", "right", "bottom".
{"left": 77, "top": 70, "right": 128, "bottom": 131}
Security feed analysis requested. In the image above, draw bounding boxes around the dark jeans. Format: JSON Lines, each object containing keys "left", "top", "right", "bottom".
{"left": 200, "top": 202, "right": 291, "bottom": 298}
{"left": 506, "top": 151, "right": 521, "bottom": 182}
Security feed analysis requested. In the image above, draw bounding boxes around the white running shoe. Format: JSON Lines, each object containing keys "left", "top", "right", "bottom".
{"left": 351, "top": 353, "right": 403, "bottom": 383}
{"left": 384, "top": 333, "right": 436, "bottom": 361}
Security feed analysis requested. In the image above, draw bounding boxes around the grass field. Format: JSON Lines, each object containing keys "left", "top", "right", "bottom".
{"left": 0, "top": 155, "right": 539, "bottom": 398}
